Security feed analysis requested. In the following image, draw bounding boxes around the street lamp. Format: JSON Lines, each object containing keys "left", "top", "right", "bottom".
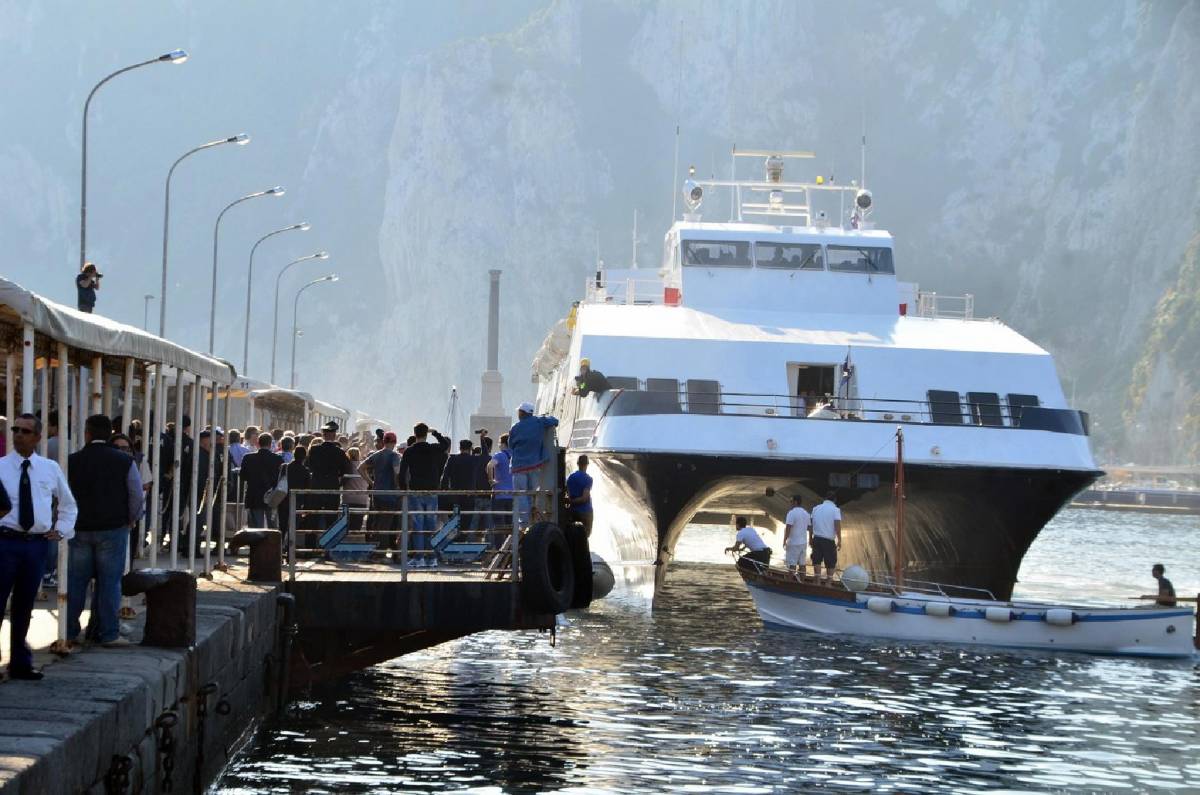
{"left": 208, "top": 187, "right": 285, "bottom": 354}
{"left": 271, "top": 251, "right": 328, "bottom": 383}
{"left": 80, "top": 50, "right": 187, "bottom": 272}
{"left": 291, "top": 275, "right": 337, "bottom": 388}
{"left": 158, "top": 133, "right": 250, "bottom": 337}
{"left": 243, "top": 222, "right": 309, "bottom": 374}
{"left": 143, "top": 294, "right": 155, "bottom": 331}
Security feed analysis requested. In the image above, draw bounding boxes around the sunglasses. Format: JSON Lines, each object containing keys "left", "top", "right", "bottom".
{"left": 11, "top": 427, "right": 36, "bottom": 435}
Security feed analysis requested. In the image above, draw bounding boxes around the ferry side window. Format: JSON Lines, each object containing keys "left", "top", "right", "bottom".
{"left": 1006, "top": 393, "right": 1040, "bottom": 426}
{"left": 645, "top": 378, "right": 682, "bottom": 413}
{"left": 826, "top": 245, "right": 895, "bottom": 275}
{"left": 685, "top": 379, "right": 721, "bottom": 415}
{"left": 607, "top": 376, "right": 639, "bottom": 390}
{"left": 682, "top": 240, "right": 752, "bottom": 268}
{"left": 927, "top": 390, "right": 964, "bottom": 424}
{"left": 756, "top": 242, "right": 824, "bottom": 270}
{"left": 966, "top": 392, "right": 1004, "bottom": 427}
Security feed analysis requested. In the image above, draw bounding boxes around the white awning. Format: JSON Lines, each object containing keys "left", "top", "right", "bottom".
{"left": 0, "top": 277, "right": 235, "bottom": 384}
{"left": 247, "top": 387, "right": 314, "bottom": 413}
{"left": 313, "top": 399, "right": 350, "bottom": 420}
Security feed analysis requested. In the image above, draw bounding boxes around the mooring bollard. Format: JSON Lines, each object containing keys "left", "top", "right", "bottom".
{"left": 121, "top": 569, "right": 196, "bottom": 648}
{"left": 228, "top": 530, "right": 283, "bottom": 582}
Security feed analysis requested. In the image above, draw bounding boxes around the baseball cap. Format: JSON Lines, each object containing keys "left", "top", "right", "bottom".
{"left": 322, "top": 420, "right": 339, "bottom": 432}
{"left": 383, "top": 431, "right": 397, "bottom": 443}
{"left": 518, "top": 401, "right": 535, "bottom": 414}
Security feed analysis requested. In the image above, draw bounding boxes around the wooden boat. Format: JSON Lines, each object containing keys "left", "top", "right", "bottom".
{"left": 737, "top": 429, "right": 1197, "bottom": 659}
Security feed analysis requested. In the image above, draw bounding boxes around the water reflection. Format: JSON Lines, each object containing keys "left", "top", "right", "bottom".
{"left": 220, "top": 512, "right": 1200, "bottom": 793}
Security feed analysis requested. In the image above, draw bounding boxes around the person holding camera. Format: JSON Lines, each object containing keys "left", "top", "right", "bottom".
{"left": 76, "top": 262, "right": 102, "bottom": 313}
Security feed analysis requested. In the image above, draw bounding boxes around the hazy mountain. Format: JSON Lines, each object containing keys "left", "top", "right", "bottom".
{"left": 3, "top": 0, "right": 1197, "bottom": 462}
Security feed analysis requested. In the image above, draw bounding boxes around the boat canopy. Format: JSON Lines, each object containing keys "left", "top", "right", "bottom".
{"left": 0, "top": 277, "right": 234, "bottom": 384}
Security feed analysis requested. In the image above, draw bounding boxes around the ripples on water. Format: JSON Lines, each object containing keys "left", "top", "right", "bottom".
{"left": 219, "top": 510, "right": 1200, "bottom": 793}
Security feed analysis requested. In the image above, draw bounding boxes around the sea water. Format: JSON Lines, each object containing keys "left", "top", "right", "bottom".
{"left": 218, "top": 509, "right": 1199, "bottom": 792}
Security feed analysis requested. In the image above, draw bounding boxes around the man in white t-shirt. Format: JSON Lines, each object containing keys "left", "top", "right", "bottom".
{"left": 810, "top": 491, "right": 842, "bottom": 584}
{"left": 783, "top": 495, "right": 811, "bottom": 575}
{"left": 725, "top": 516, "right": 771, "bottom": 567}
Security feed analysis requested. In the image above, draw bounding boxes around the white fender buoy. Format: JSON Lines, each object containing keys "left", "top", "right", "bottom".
{"left": 867, "top": 597, "right": 894, "bottom": 614}
{"left": 1045, "top": 608, "right": 1076, "bottom": 627}
{"left": 985, "top": 607, "right": 1013, "bottom": 623}
{"left": 924, "top": 601, "right": 954, "bottom": 618}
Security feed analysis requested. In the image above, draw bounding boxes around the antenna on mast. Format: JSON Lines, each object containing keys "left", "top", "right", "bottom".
{"left": 860, "top": 103, "right": 868, "bottom": 189}
{"left": 669, "top": 17, "right": 683, "bottom": 221}
{"left": 631, "top": 209, "right": 639, "bottom": 269}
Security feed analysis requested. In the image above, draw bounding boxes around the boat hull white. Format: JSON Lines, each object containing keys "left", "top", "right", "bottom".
{"left": 744, "top": 577, "right": 1196, "bottom": 659}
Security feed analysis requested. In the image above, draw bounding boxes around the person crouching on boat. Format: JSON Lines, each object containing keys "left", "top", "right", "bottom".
{"left": 1152, "top": 563, "right": 1177, "bottom": 606}
{"left": 726, "top": 516, "right": 771, "bottom": 568}
{"left": 783, "top": 495, "right": 811, "bottom": 576}
{"left": 810, "top": 492, "right": 843, "bottom": 585}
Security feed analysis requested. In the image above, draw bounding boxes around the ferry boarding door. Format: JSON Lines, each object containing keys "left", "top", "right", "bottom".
{"left": 789, "top": 364, "right": 835, "bottom": 417}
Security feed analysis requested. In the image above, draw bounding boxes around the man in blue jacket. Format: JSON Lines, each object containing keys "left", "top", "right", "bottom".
{"left": 508, "top": 402, "right": 558, "bottom": 528}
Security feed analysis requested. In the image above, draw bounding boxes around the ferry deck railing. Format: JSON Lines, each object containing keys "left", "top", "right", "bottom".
{"left": 580, "top": 388, "right": 1089, "bottom": 436}
{"left": 915, "top": 291, "right": 974, "bottom": 320}
{"left": 736, "top": 555, "right": 998, "bottom": 600}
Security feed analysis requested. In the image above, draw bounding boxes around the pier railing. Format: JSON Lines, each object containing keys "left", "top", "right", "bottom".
{"left": 280, "top": 488, "right": 556, "bottom": 584}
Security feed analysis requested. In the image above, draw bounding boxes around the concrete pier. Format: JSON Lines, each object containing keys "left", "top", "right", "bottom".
{"left": 0, "top": 574, "right": 280, "bottom": 795}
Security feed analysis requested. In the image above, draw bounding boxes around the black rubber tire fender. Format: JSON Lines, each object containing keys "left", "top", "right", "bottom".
{"left": 519, "top": 522, "right": 575, "bottom": 614}
{"left": 562, "top": 521, "right": 593, "bottom": 610}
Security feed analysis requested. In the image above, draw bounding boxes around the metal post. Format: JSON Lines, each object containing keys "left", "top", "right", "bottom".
{"left": 55, "top": 343, "right": 69, "bottom": 647}
{"left": 287, "top": 491, "right": 296, "bottom": 583}
{"left": 21, "top": 323, "right": 34, "bottom": 413}
{"left": 511, "top": 498, "right": 520, "bottom": 581}
{"left": 138, "top": 364, "right": 152, "bottom": 558}
{"left": 149, "top": 367, "right": 165, "bottom": 566}
{"left": 3, "top": 353, "right": 13, "bottom": 452}
{"left": 219, "top": 388, "right": 231, "bottom": 568}
{"left": 203, "top": 383, "right": 217, "bottom": 575}
{"left": 90, "top": 354, "right": 103, "bottom": 415}
{"left": 169, "top": 369, "right": 184, "bottom": 568}
{"left": 120, "top": 358, "right": 134, "bottom": 432}
{"left": 187, "top": 379, "right": 203, "bottom": 572}
{"left": 37, "top": 361, "right": 48, "bottom": 457}
{"left": 400, "top": 495, "right": 409, "bottom": 582}
{"left": 74, "top": 367, "right": 85, "bottom": 452}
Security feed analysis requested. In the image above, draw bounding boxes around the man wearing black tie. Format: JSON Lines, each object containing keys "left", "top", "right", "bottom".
{"left": 0, "top": 413, "right": 77, "bottom": 680}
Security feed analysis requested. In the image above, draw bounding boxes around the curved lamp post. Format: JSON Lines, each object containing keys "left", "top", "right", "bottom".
{"left": 243, "top": 222, "right": 309, "bottom": 374}
{"left": 271, "top": 251, "right": 328, "bottom": 383}
{"left": 291, "top": 275, "right": 337, "bottom": 388}
{"left": 80, "top": 49, "right": 187, "bottom": 272}
{"left": 159, "top": 133, "right": 250, "bottom": 337}
{"left": 208, "top": 186, "right": 285, "bottom": 354}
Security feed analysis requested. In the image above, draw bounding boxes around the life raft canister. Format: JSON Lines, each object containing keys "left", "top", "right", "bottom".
{"left": 519, "top": 522, "right": 576, "bottom": 614}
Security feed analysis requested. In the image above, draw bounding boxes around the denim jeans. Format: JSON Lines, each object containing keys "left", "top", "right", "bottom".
{"left": 67, "top": 528, "right": 128, "bottom": 644}
{"left": 0, "top": 535, "right": 48, "bottom": 671}
{"left": 512, "top": 469, "right": 543, "bottom": 528}
{"left": 408, "top": 495, "right": 437, "bottom": 553}
{"left": 470, "top": 497, "right": 494, "bottom": 532}
{"left": 247, "top": 508, "right": 276, "bottom": 529}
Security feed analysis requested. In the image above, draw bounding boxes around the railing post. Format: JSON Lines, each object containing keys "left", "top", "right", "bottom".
{"left": 287, "top": 491, "right": 297, "bottom": 584}
{"left": 510, "top": 498, "right": 520, "bottom": 581}
{"left": 400, "top": 494, "right": 409, "bottom": 583}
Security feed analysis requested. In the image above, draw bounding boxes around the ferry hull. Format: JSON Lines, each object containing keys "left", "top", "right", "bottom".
{"left": 739, "top": 570, "right": 1195, "bottom": 659}
{"left": 585, "top": 451, "right": 1099, "bottom": 600}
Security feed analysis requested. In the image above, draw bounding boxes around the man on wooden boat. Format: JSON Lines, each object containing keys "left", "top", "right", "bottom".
{"left": 726, "top": 516, "right": 771, "bottom": 567}
{"left": 810, "top": 492, "right": 842, "bottom": 585}
{"left": 1152, "top": 563, "right": 1177, "bottom": 606}
{"left": 783, "top": 495, "right": 811, "bottom": 576}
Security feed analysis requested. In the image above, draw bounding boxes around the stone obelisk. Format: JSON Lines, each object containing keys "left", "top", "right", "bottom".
{"left": 469, "top": 269, "right": 510, "bottom": 437}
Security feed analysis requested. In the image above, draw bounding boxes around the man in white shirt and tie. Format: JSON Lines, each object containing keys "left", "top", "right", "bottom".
{"left": 0, "top": 413, "right": 77, "bottom": 680}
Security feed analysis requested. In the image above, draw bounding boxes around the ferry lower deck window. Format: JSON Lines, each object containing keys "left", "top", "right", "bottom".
{"left": 644, "top": 378, "right": 681, "bottom": 412}
{"left": 966, "top": 392, "right": 1003, "bottom": 426}
{"left": 927, "top": 390, "right": 963, "bottom": 424}
{"left": 826, "top": 245, "right": 895, "bottom": 274}
{"left": 686, "top": 379, "right": 720, "bottom": 414}
{"left": 1007, "top": 393, "right": 1039, "bottom": 424}
{"left": 607, "top": 376, "right": 639, "bottom": 390}
{"left": 682, "top": 240, "right": 752, "bottom": 268}
{"left": 755, "top": 242, "right": 824, "bottom": 270}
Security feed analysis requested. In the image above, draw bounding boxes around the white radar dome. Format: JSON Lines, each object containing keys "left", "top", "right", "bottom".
{"left": 841, "top": 565, "right": 870, "bottom": 592}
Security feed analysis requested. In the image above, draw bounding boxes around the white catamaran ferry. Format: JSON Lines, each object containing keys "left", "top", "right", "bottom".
{"left": 532, "top": 149, "right": 1101, "bottom": 598}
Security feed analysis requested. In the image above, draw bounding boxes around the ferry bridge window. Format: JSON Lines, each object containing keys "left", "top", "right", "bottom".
{"left": 967, "top": 392, "right": 1004, "bottom": 427}
{"left": 755, "top": 242, "right": 825, "bottom": 270}
{"left": 927, "top": 390, "right": 964, "bottom": 424}
{"left": 644, "top": 378, "right": 682, "bottom": 412}
{"left": 826, "top": 245, "right": 895, "bottom": 275}
{"left": 682, "top": 240, "right": 753, "bottom": 268}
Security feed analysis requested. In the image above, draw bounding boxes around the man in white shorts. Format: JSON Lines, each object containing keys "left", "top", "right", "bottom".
{"left": 782, "top": 495, "right": 811, "bottom": 575}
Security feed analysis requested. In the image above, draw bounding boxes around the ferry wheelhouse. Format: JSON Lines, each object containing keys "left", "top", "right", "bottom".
{"left": 532, "top": 150, "right": 1100, "bottom": 599}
